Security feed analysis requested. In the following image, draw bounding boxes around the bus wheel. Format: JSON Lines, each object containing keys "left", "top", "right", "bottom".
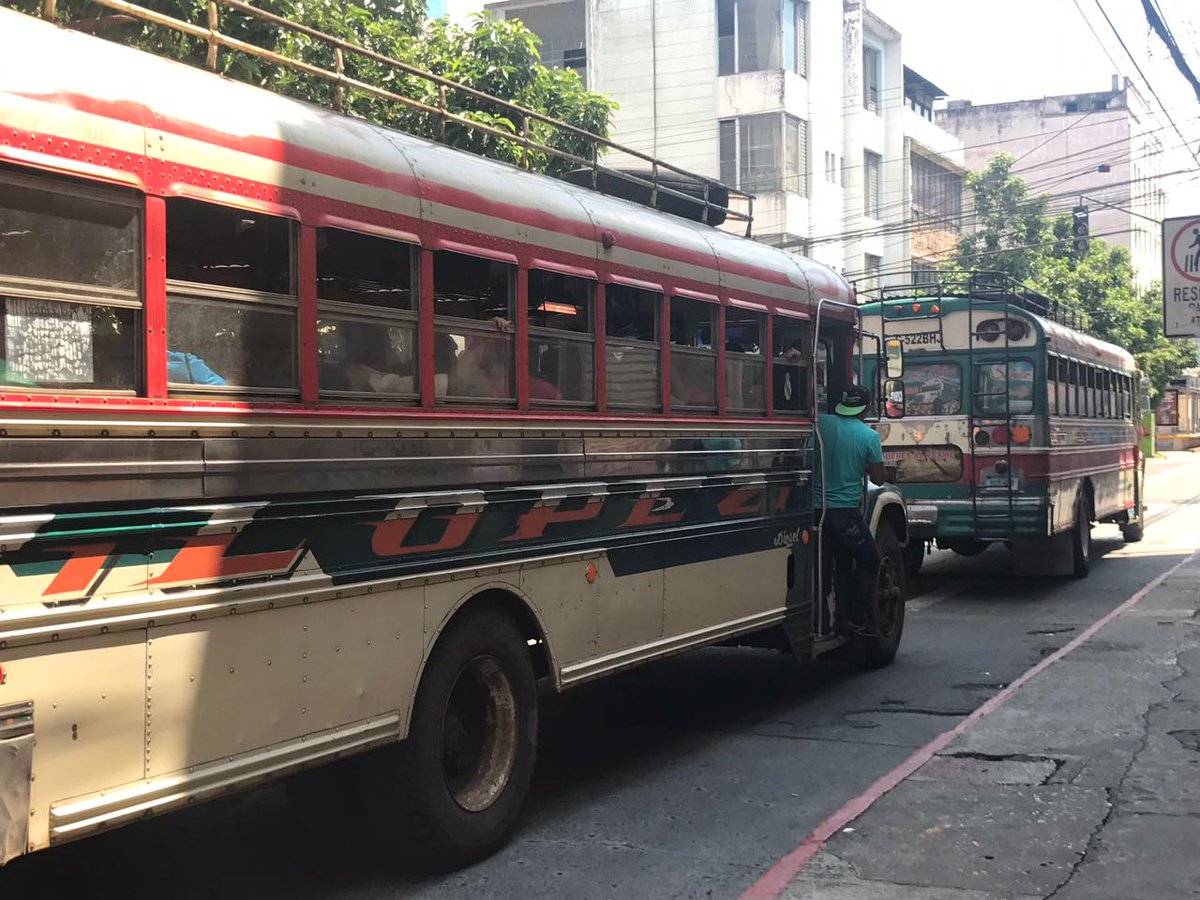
{"left": 1120, "top": 508, "right": 1145, "bottom": 543}
{"left": 368, "top": 608, "right": 538, "bottom": 870}
{"left": 851, "top": 522, "right": 906, "bottom": 669}
{"left": 904, "top": 539, "right": 925, "bottom": 579}
{"left": 1071, "top": 493, "right": 1093, "bottom": 578}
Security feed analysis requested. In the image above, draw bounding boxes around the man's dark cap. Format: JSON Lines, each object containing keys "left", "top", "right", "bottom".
{"left": 834, "top": 384, "right": 871, "bottom": 416}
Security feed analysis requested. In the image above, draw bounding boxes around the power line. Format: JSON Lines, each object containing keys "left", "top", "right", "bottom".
{"left": 1141, "top": 0, "right": 1200, "bottom": 102}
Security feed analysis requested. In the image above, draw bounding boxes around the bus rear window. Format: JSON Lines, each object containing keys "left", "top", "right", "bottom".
{"left": 883, "top": 445, "right": 963, "bottom": 483}
{"left": 902, "top": 362, "right": 962, "bottom": 415}
{"left": 975, "top": 360, "right": 1034, "bottom": 415}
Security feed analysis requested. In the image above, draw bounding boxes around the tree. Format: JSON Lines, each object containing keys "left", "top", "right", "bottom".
{"left": 8, "top": 0, "right": 616, "bottom": 177}
{"left": 948, "top": 153, "right": 1197, "bottom": 401}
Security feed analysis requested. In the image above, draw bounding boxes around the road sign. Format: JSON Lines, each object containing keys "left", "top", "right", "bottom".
{"left": 1164, "top": 215, "right": 1200, "bottom": 338}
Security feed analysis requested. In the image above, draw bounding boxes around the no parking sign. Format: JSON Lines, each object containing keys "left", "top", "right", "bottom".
{"left": 1164, "top": 215, "right": 1200, "bottom": 338}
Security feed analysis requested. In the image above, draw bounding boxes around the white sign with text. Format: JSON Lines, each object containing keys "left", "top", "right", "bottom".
{"left": 1163, "top": 215, "right": 1200, "bottom": 338}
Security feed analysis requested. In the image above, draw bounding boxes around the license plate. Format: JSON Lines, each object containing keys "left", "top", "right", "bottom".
{"left": 984, "top": 475, "right": 1017, "bottom": 489}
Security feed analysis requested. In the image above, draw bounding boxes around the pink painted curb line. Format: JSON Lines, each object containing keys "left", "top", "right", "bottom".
{"left": 739, "top": 548, "right": 1200, "bottom": 900}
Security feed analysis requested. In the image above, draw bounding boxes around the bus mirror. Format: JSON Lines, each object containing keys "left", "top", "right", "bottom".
{"left": 885, "top": 338, "right": 904, "bottom": 378}
{"left": 884, "top": 379, "right": 905, "bottom": 418}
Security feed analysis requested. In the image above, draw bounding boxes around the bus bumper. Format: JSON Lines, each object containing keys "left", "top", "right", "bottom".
{"left": 0, "top": 701, "right": 34, "bottom": 865}
{"left": 932, "top": 496, "right": 1050, "bottom": 539}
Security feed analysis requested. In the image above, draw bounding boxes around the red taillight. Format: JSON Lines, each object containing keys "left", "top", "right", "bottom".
{"left": 992, "top": 425, "right": 1009, "bottom": 444}
{"left": 1011, "top": 425, "right": 1032, "bottom": 445}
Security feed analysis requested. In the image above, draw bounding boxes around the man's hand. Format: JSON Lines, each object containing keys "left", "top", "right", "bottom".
{"left": 867, "top": 461, "right": 887, "bottom": 486}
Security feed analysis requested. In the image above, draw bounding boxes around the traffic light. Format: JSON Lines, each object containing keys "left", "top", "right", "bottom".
{"left": 1071, "top": 205, "right": 1089, "bottom": 258}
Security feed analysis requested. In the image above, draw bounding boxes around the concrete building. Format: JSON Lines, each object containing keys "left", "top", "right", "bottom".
{"left": 484, "top": 0, "right": 967, "bottom": 285}
{"left": 937, "top": 81, "right": 1165, "bottom": 287}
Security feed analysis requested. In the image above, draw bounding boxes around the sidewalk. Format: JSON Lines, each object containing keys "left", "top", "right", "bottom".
{"left": 776, "top": 551, "right": 1200, "bottom": 900}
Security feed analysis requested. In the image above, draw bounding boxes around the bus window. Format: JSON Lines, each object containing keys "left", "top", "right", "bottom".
{"left": 669, "top": 296, "right": 717, "bottom": 411}
{"left": 725, "top": 307, "right": 765, "bottom": 413}
{"left": 903, "top": 361, "right": 962, "bottom": 416}
{"left": 606, "top": 283, "right": 661, "bottom": 409}
{"left": 975, "top": 360, "right": 1034, "bottom": 415}
{"left": 1084, "top": 366, "right": 1095, "bottom": 418}
{"left": 0, "top": 172, "right": 141, "bottom": 391}
{"left": 166, "top": 199, "right": 297, "bottom": 391}
{"left": 433, "top": 251, "right": 515, "bottom": 402}
{"left": 528, "top": 270, "right": 594, "bottom": 405}
{"left": 772, "top": 317, "right": 810, "bottom": 415}
{"left": 316, "top": 228, "right": 418, "bottom": 399}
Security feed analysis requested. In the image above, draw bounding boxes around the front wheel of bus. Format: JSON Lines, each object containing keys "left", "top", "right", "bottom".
{"left": 370, "top": 608, "right": 538, "bottom": 871}
{"left": 851, "top": 522, "right": 906, "bottom": 669}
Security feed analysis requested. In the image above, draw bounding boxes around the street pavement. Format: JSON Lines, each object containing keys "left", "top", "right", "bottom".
{"left": 2, "top": 452, "right": 1200, "bottom": 900}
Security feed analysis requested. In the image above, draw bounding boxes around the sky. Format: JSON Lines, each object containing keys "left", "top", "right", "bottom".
{"left": 869, "top": 0, "right": 1200, "bottom": 217}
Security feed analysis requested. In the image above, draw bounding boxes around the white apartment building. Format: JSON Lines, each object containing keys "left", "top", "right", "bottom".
{"left": 938, "top": 80, "right": 1166, "bottom": 287}
{"left": 485, "top": 0, "right": 967, "bottom": 286}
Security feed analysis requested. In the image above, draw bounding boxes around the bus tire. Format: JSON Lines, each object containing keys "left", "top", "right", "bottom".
{"left": 851, "top": 522, "right": 906, "bottom": 669}
{"left": 1120, "top": 506, "right": 1145, "bottom": 543}
{"left": 1071, "top": 492, "right": 1093, "bottom": 578}
{"left": 368, "top": 607, "right": 538, "bottom": 871}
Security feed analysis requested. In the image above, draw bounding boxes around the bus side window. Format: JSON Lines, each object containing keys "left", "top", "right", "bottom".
{"left": 316, "top": 228, "right": 418, "bottom": 400}
{"left": 528, "top": 269, "right": 594, "bottom": 405}
{"left": 725, "top": 307, "right": 765, "bottom": 413}
{"left": 1048, "top": 356, "right": 1059, "bottom": 415}
{"left": 669, "top": 296, "right": 718, "bottom": 412}
{"left": 0, "top": 171, "right": 142, "bottom": 392}
{"left": 606, "top": 283, "right": 661, "bottom": 410}
{"left": 166, "top": 198, "right": 297, "bottom": 392}
{"left": 772, "top": 316, "right": 810, "bottom": 415}
{"left": 433, "top": 251, "right": 516, "bottom": 404}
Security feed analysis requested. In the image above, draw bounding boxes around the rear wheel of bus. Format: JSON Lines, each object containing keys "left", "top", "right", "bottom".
{"left": 1071, "top": 491, "right": 1093, "bottom": 578}
{"left": 851, "top": 521, "right": 906, "bottom": 669}
{"left": 365, "top": 606, "right": 538, "bottom": 870}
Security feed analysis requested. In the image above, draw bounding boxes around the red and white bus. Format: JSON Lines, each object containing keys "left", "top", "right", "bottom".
{"left": 0, "top": 3, "right": 909, "bottom": 869}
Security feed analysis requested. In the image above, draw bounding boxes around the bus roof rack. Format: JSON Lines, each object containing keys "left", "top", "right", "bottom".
{"left": 39, "top": 0, "right": 754, "bottom": 235}
{"left": 857, "top": 270, "right": 1086, "bottom": 332}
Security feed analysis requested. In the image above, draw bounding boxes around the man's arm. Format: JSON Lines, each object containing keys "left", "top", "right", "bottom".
{"left": 865, "top": 428, "right": 886, "bottom": 485}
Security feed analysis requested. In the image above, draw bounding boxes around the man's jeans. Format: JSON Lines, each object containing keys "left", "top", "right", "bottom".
{"left": 817, "top": 507, "right": 881, "bottom": 625}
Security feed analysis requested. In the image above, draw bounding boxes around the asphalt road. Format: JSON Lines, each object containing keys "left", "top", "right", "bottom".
{"left": 5, "top": 452, "right": 1200, "bottom": 900}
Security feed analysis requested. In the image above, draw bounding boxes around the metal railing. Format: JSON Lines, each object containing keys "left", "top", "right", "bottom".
{"left": 38, "top": 0, "right": 754, "bottom": 234}
{"left": 856, "top": 271, "right": 1085, "bottom": 331}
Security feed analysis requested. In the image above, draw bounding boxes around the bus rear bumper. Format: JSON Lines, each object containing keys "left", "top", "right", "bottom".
{"left": 0, "top": 701, "right": 34, "bottom": 865}
{"left": 926, "top": 497, "right": 1051, "bottom": 540}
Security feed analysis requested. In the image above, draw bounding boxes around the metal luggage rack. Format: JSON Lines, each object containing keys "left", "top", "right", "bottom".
{"left": 857, "top": 271, "right": 1083, "bottom": 330}
{"left": 36, "top": 0, "right": 754, "bottom": 234}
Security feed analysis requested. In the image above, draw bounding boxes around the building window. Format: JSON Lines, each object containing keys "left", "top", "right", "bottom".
{"left": 864, "top": 150, "right": 882, "bottom": 218}
{"left": 912, "top": 260, "right": 937, "bottom": 284}
{"left": 863, "top": 254, "right": 882, "bottom": 294}
{"left": 719, "top": 114, "right": 808, "bottom": 196}
{"left": 782, "top": 0, "right": 808, "bottom": 77}
{"left": 863, "top": 45, "right": 882, "bottom": 113}
{"left": 717, "top": 0, "right": 805, "bottom": 76}
{"left": 166, "top": 198, "right": 297, "bottom": 392}
{"left": 0, "top": 171, "right": 142, "bottom": 392}
{"left": 910, "top": 153, "right": 963, "bottom": 231}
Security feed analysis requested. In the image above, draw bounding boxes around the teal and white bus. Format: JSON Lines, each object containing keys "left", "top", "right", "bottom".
{"left": 860, "top": 274, "right": 1144, "bottom": 578}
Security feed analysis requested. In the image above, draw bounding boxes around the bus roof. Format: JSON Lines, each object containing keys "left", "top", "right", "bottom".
{"left": 0, "top": 7, "right": 854, "bottom": 316}
{"left": 860, "top": 294, "right": 1137, "bottom": 371}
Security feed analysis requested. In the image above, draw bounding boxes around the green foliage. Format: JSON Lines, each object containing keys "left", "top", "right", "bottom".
{"left": 947, "top": 152, "right": 1197, "bottom": 401}
{"left": 10, "top": 0, "right": 615, "bottom": 176}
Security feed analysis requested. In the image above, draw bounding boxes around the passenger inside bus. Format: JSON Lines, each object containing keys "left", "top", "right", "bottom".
{"left": 338, "top": 320, "right": 414, "bottom": 394}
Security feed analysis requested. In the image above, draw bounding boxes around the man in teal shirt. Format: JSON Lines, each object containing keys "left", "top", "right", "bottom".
{"left": 814, "top": 384, "right": 886, "bottom": 632}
